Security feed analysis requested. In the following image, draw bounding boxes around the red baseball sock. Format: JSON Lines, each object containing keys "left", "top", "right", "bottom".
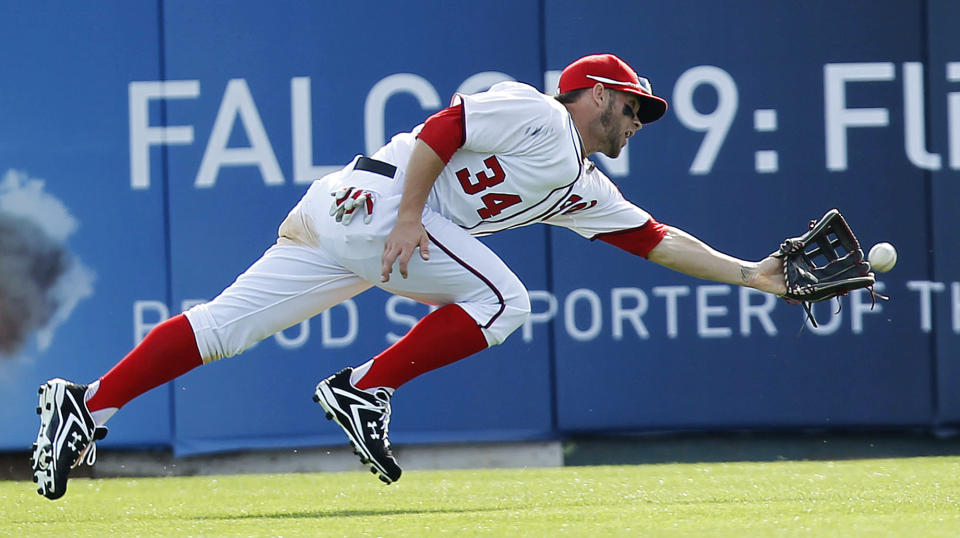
{"left": 355, "top": 304, "right": 489, "bottom": 390}
{"left": 85, "top": 314, "right": 203, "bottom": 413}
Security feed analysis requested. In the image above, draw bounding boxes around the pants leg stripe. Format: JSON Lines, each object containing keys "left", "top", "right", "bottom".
{"left": 425, "top": 230, "right": 506, "bottom": 329}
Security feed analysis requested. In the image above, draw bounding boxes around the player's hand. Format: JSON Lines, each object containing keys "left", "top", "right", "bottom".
{"left": 381, "top": 219, "right": 430, "bottom": 282}
{"left": 330, "top": 187, "right": 375, "bottom": 225}
{"left": 747, "top": 255, "right": 788, "bottom": 296}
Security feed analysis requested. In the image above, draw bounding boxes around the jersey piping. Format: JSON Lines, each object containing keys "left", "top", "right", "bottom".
{"left": 459, "top": 113, "right": 586, "bottom": 236}
{"left": 425, "top": 231, "right": 506, "bottom": 329}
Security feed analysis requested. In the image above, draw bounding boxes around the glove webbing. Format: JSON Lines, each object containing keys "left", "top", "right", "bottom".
{"left": 781, "top": 209, "right": 883, "bottom": 328}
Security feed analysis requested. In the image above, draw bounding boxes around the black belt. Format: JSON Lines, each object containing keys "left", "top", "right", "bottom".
{"left": 355, "top": 156, "right": 396, "bottom": 178}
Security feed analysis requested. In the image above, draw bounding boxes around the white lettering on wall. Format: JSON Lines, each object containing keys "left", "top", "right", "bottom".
{"left": 522, "top": 290, "right": 558, "bottom": 343}
{"left": 673, "top": 65, "right": 739, "bottom": 175}
{"left": 196, "top": 79, "right": 284, "bottom": 188}
{"left": 739, "top": 287, "right": 778, "bottom": 337}
{"left": 696, "top": 285, "right": 732, "bottom": 338}
{"left": 903, "top": 62, "right": 942, "bottom": 170}
{"left": 320, "top": 299, "right": 358, "bottom": 348}
{"left": 128, "top": 60, "right": 960, "bottom": 191}
{"left": 611, "top": 287, "right": 649, "bottom": 340}
{"left": 132, "top": 280, "right": 960, "bottom": 352}
{"left": 363, "top": 73, "right": 440, "bottom": 155}
{"left": 953, "top": 282, "right": 960, "bottom": 334}
{"left": 564, "top": 288, "right": 602, "bottom": 342}
{"left": 653, "top": 285, "right": 691, "bottom": 338}
{"left": 948, "top": 62, "right": 960, "bottom": 170}
{"left": 824, "top": 62, "right": 895, "bottom": 171}
{"left": 129, "top": 80, "right": 199, "bottom": 190}
{"left": 907, "top": 280, "right": 946, "bottom": 333}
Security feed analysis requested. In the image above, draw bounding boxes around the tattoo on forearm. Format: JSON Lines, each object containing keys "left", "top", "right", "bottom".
{"left": 740, "top": 266, "right": 751, "bottom": 284}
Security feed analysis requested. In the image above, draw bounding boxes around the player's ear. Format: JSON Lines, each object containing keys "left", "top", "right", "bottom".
{"left": 590, "top": 83, "right": 606, "bottom": 107}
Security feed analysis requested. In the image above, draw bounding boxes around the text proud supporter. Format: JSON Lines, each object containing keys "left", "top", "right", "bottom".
{"left": 131, "top": 279, "right": 958, "bottom": 349}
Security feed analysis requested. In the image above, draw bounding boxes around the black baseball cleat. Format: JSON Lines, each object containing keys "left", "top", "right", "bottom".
{"left": 313, "top": 368, "right": 401, "bottom": 484}
{"left": 31, "top": 378, "right": 108, "bottom": 500}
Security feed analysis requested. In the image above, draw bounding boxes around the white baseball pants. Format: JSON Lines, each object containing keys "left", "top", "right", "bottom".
{"left": 185, "top": 158, "right": 531, "bottom": 363}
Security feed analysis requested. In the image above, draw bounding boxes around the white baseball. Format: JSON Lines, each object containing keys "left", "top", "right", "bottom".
{"left": 868, "top": 242, "right": 897, "bottom": 272}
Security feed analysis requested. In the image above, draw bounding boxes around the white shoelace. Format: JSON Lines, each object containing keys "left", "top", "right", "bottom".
{"left": 375, "top": 392, "right": 393, "bottom": 448}
{"left": 72, "top": 437, "right": 98, "bottom": 468}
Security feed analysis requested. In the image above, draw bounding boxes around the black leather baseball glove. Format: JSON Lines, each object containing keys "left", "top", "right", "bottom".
{"left": 774, "top": 209, "right": 878, "bottom": 327}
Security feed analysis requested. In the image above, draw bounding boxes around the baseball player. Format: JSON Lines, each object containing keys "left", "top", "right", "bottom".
{"left": 31, "top": 54, "right": 787, "bottom": 499}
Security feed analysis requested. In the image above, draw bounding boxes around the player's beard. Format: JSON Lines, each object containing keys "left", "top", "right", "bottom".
{"left": 597, "top": 98, "right": 623, "bottom": 158}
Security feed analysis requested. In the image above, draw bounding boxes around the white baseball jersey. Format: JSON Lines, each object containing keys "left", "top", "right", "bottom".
{"left": 371, "top": 81, "right": 653, "bottom": 238}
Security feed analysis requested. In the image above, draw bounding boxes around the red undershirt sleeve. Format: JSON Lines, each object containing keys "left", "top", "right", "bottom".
{"left": 594, "top": 217, "right": 669, "bottom": 258}
{"left": 416, "top": 103, "right": 465, "bottom": 163}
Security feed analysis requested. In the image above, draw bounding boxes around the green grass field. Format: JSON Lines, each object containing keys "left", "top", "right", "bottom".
{"left": 2, "top": 457, "right": 959, "bottom": 536}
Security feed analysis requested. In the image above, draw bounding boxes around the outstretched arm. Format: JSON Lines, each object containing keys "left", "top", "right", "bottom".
{"left": 646, "top": 226, "right": 786, "bottom": 295}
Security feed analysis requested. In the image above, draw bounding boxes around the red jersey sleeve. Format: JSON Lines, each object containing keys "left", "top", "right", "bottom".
{"left": 594, "top": 217, "right": 669, "bottom": 258}
{"left": 416, "top": 103, "right": 465, "bottom": 163}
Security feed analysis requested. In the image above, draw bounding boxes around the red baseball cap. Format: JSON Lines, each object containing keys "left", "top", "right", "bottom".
{"left": 558, "top": 54, "right": 668, "bottom": 123}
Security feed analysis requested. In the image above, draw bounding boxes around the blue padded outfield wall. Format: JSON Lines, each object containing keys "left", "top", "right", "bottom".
{"left": 0, "top": 1, "right": 958, "bottom": 455}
